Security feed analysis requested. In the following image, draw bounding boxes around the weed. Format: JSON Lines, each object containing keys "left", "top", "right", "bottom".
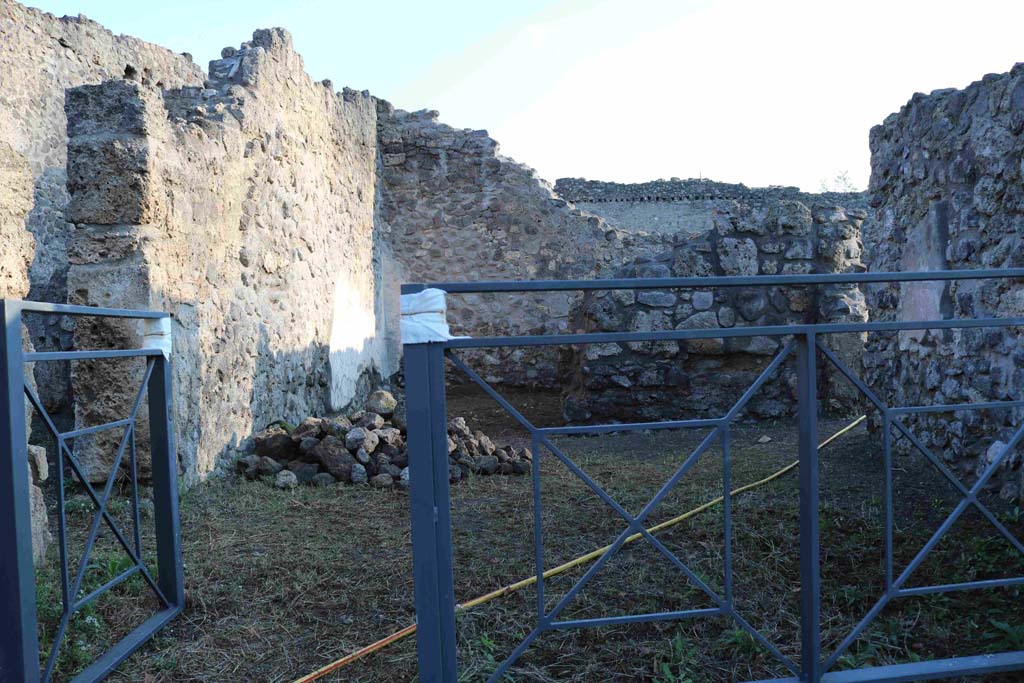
{"left": 717, "top": 627, "right": 761, "bottom": 659}
{"left": 985, "top": 619, "right": 1024, "bottom": 651}
{"left": 653, "top": 630, "right": 698, "bottom": 683}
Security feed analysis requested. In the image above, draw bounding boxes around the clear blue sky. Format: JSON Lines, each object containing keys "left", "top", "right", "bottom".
{"left": 28, "top": 0, "right": 1024, "bottom": 192}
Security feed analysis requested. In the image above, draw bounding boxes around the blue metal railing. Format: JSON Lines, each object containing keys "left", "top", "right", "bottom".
{"left": 0, "top": 300, "right": 183, "bottom": 683}
{"left": 401, "top": 268, "right": 1024, "bottom": 683}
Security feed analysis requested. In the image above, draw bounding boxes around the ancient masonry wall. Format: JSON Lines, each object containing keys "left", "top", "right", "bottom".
{"left": 2, "top": 1, "right": 876, "bottom": 484}
{"left": 564, "top": 201, "right": 867, "bottom": 422}
{"left": 376, "top": 107, "right": 659, "bottom": 387}
{"left": 864, "top": 63, "right": 1024, "bottom": 496}
{"left": 65, "top": 29, "right": 392, "bottom": 484}
{"left": 0, "top": 140, "right": 51, "bottom": 563}
{"left": 376, "top": 111, "right": 870, "bottom": 412}
{"left": 0, "top": 0, "right": 204, "bottom": 413}
{"left": 555, "top": 177, "right": 868, "bottom": 237}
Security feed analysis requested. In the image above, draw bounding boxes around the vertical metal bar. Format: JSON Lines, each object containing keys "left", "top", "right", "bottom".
{"left": 405, "top": 342, "right": 458, "bottom": 683}
{"left": 531, "top": 433, "right": 545, "bottom": 624}
{"left": 0, "top": 300, "right": 41, "bottom": 683}
{"left": 55, "top": 437, "right": 70, "bottom": 610}
{"left": 883, "top": 411, "right": 893, "bottom": 592}
{"left": 147, "top": 354, "right": 184, "bottom": 609}
{"left": 797, "top": 332, "right": 821, "bottom": 683}
{"left": 130, "top": 427, "right": 143, "bottom": 557}
{"left": 722, "top": 426, "right": 733, "bottom": 605}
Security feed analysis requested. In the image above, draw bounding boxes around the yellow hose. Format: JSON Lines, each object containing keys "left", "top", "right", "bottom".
{"left": 291, "top": 415, "right": 866, "bottom": 683}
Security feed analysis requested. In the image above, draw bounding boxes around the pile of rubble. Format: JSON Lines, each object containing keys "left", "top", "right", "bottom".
{"left": 237, "top": 390, "right": 531, "bottom": 490}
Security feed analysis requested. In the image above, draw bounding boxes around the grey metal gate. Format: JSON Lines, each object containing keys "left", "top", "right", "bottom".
{"left": 0, "top": 300, "right": 183, "bottom": 683}
{"left": 403, "top": 269, "right": 1024, "bottom": 683}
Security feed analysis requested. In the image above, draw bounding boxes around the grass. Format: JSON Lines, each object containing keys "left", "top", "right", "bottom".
{"left": 32, "top": 398, "right": 1024, "bottom": 682}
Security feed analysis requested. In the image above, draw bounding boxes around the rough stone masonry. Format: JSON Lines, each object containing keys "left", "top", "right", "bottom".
{"left": 865, "top": 63, "right": 1024, "bottom": 496}
{"left": 0, "top": 139, "right": 52, "bottom": 563}
{"left": 0, "top": 2, "right": 873, "bottom": 491}
{"left": 64, "top": 29, "right": 394, "bottom": 484}
{"left": 0, "top": 0, "right": 204, "bottom": 414}
{"left": 2, "top": 0, "right": 1022, "bottom": 513}
{"left": 564, "top": 200, "right": 867, "bottom": 422}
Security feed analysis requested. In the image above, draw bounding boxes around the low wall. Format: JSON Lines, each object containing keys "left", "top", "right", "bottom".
{"left": 864, "top": 63, "right": 1024, "bottom": 496}
{"left": 376, "top": 112, "right": 870, "bottom": 414}
{"left": 565, "top": 201, "right": 867, "bottom": 421}
{"left": 65, "top": 29, "right": 391, "bottom": 484}
{"left": 555, "top": 177, "right": 868, "bottom": 237}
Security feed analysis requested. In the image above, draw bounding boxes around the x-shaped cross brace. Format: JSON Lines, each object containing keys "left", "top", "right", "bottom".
{"left": 24, "top": 360, "right": 169, "bottom": 681}
{"left": 446, "top": 346, "right": 802, "bottom": 681}
{"left": 818, "top": 340, "right": 1024, "bottom": 670}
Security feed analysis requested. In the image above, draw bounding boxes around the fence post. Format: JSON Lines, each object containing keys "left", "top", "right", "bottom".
{"left": 0, "top": 299, "right": 41, "bottom": 683}
{"left": 147, "top": 351, "right": 185, "bottom": 610}
{"left": 796, "top": 332, "right": 821, "bottom": 683}
{"left": 405, "top": 342, "right": 458, "bottom": 683}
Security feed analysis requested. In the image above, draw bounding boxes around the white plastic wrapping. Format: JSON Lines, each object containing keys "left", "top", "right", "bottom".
{"left": 143, "top": 316, "right": 173, "bottom": 360}
{"left": 400, "top": 288, "right": 461, "bottom": 344}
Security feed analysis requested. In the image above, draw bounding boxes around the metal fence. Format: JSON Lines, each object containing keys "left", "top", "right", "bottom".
{"left": 0, "top": 300, "right": 183, "bottom": 683}
{"left": 402, "top": 268, "right": 1024, "bottom": 683}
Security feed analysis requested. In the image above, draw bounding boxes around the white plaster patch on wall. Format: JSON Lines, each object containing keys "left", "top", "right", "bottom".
{"left": 329, "top": 271, "right": 381, "bottom": 411}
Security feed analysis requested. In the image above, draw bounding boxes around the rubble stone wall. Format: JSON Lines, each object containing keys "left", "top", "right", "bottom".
{"left": 565, "top": 201, "right": 867, "bottom": 422}
{"left": 0, "top": 139, "right": 51, "bottom": 563}
{"left": 65, "top": 29, "right": 391, "bottom": 484}
{"left": 376, "top": 108, "right": 658, "bottom": 387}
{"left": 3, "top": 0, "right": 876, "bottom": 485}
{"left": 376, "top": 114, "right": 870, "bottom": 413}
{"left": 864, "top": 63, "right": 1024, "bottom": 496}
{"left": 0, "top": 0, "right": 204, "bottom": 411}
{"left": 555, "top": 177, "right": 868, "bottom": 236}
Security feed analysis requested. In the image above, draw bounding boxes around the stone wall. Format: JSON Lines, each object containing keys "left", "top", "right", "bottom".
{"left": 2, "top": 0, "right": 876, "bottom": 486}
{"left": 564, "top": 201, "right": 867, "bottom": 422}
{"left": 0, "top": 141, "right": 35, "bottom": 299}
{"left": 864, "top": 63, "right": 1024, "bottom": 496}
{"left": 376, "top": 112, "right": 870, "bottom": 413}
{"left": 0, "top": 140, "right": 51, "bottom": 563}
{"left": 376, "top": 108, "right": 655, "bottom": 387}
{"left": 0, "top": 0, "right": 204, "bottom": 412}
{"left": 65, "top": 29, "right": 391, "bottom": 484}
{"left": 555, "top": 177, "right": 868, "bottom": 236}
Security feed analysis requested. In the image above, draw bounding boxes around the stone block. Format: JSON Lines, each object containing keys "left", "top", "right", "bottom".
{"left": 65, "top": 135, "right": 154, "bottom": 225}
{"left": 717, "top": 237, "right": 758, "bottom": 276}
{"left": 66, "top": 81, "right": 155, "bottom": 138}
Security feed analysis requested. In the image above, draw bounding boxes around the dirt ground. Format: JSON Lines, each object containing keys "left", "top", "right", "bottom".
{"left": 34, "top": 385, "right": 1024, "bottom": 682}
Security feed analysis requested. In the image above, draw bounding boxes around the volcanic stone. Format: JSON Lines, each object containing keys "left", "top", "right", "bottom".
{"left": 364, "top": 389, "right": 398, "bottom": 417}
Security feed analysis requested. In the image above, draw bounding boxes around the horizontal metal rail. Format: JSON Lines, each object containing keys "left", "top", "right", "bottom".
{"left": 15, "top": 301, "right": 169, "bottom": 319}
{"left": 72, "top": 565, "right": 143, "bottom": 613}
{"left": 537, "top": 417, "right": 722, "bottom": 435}
{"left": 25, "top": 348, "right": 163, "bottom": 362}
{"left": 895, "top": 576, "right": 1024, "bottom": 597}
{"left": 61, "top": 418, "right": 134, "bottom": 440}
{"left": 440, "top": 315, "right": 1024, "bottom": 350}
{"left": 548, "top": 607, "right": 723, "bottom": 630}
{"left": 746, "top": 650, "right": 1024, "bottom": 683}
{"left": 401, "top": 267, "right": 1024, "bottom": 294}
